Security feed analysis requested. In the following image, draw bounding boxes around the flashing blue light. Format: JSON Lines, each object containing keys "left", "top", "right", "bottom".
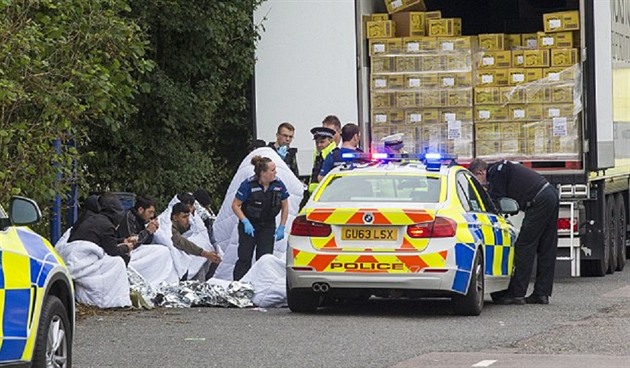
{"left": 372, "top": 152, "right": 388, "bottom": 159}
{"left": 424, "top": 153, "right": 442, "bottom": 161}
{"left": 341, "top": 152, "right": 360, "bottom": 159}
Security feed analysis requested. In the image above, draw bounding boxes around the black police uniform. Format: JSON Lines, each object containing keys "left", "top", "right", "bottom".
{"left": 268, "top": 142, "right": 299, "bottom": 177}
{"left": 487, "top": 160, "right": 560, "bottom": 299}
{"left": 233, "top": 177, "right": 288, "bottom": 280}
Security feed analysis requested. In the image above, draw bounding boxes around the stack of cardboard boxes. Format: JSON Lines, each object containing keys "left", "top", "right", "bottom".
{"left": 369, "top": 0, "right": 474, "bottom": 157}
{"left": 368, "top": 2, "right": 582, "bottom": 161}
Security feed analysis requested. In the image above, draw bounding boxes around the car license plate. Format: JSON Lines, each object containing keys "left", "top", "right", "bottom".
{"left": 341, "top": 227, "right": 397, "bottom": 241}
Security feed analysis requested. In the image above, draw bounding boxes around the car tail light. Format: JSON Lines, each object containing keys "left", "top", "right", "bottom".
{"left": 557, "top": 217, "right": 577, "bottom": 232}
{"left": 291, "top": 215, "right": 332, "bottom": 237}
{"left": 407, "top": 217, "right": 456, "bottom": 238}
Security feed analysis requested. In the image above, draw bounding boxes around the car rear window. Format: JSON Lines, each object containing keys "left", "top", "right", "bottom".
{"left": 317, "top": 174, "right": 442, "bottom": 203}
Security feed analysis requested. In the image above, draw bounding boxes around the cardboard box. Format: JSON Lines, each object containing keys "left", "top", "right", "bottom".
{"left": 476, "top": 140, "right": 499, "bottom": 156}
{"left": 367, "top": 21, "right": 397, "bottom": 39}
{"left": 396, "top": 92, "right": 420, "bottom": 108}
{"left": 475, "top": 123, "right": 499, "bottom": 141}
{"left": 551, "top": 85, "right": 576, "bottom": 103}
{"left": 406, "top": 109, "right": 439, "bottom": 124}
{"left": 512, "top": 50, "right": 525, "bottom": 67}
{"left": 500, "top": 122, "right": 523, "bottom": 140}
{"left": 372, "top": 125, "right": 394, "bottom": 140}
{"left": 392, "top": 11, "right": 426, "bottom": 37}
{"left": 405, "top": 74, "right": 439, "bottom": 89}
{"left": 542, "top": 103, "right": 576, "bottom": 119}
{"left": 438, "top": 36, "right": 475, "bottom": 51}
{"left": 523, "top": 49, "right": 550, "bottom": 67}
{"left": 420, "top": 90, "right": 445, "bottom": 107}
{"left": 526, "top": 86, "right": 552, "bottom": 103}
{"left": 439, "top": 72, "right": 473, "bottom": 88}
{"left": 371, "top": 92, "right": 395, "bottom": 108}
{"left": 372, "top": 75, "right": 404, "bottom": 90}
{"left": 537, "top": 31, "right": 574, "bottom": 49}
{"left": 543, "top": 10, "right": 580, "bottom": 33}
{"left": 395, "top": 56, "right": 418, "bottom": 72}
{"left": 443, "top": 54, "right": 472, "bottom": 70}
{"left": 419, "top": 55, "right": 443, "bottom": 71}
{"left": 446, "top": 89, "right": 473, "bottom": 107}
{"left": 440, "top": 108, "right": 473, "bottom": 123}
{"left": 477, "top": 51, "right": 512, "bottom": 69}
{"left": 478, "top": 33, "right": 505, "bottom": 50}
{"left": 522, "top": 33, "right": 538, "bottom": 49}
{"left": 474, "top": 87, "right": 502, "bottom": 105}
{"left": 477, "top": 69, "right": 510, "bottom": 86}
{"left": 551, "top": 48, "right": 579, "bottom": 67}
{"left": 508, "top": 68, "right": 543, "bottom": 85}
{"left": 371, "top": 13, "right": 390, "bottom": 21}
{"left": 371, "top": 57, "right": 393, "bottom": 73}
{"left": 510, "top": 104, "right": 543, "bottom": 121}
{"left": 500, "top": 139, "right": 521, "bottom": 154}
{"left": 369, "top": 38, "right": 403, "bottom": 55}
{"left": 544, "top": 66, "right": 578, "bottom": 82}
{"left": 549, "top": 136, "right": 580, "bottom": 155}
{"left": 428, "top": 18, "right": 462, "bottom": 36}
{"left": 373, "top": 109, "right": 405, "bottom": 125}
{"left": 505, "top": 34, "right": 522, "bottom": 49}
{"left": 474, "top": 105, "right": 509, "bottom": 122}
{"left": 500, "top": 86, "right": 526, "bottom": 104}
{"left": 403, "top": 36, "right": 438, "bottom": 52}
{"left": 385, "top": 0, "right": 426, "bottom": 14}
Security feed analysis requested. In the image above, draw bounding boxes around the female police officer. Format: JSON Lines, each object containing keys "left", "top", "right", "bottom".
{"left": 231, "top": 155, "right": 289, "bottom": 280}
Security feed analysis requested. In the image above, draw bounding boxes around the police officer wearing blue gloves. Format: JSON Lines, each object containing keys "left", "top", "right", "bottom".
{"left": 231, "top": 155, "right": 290, "bottom": 280}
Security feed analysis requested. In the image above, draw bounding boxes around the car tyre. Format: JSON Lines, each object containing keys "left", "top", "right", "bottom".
{"left": 287, "top": 288, "right": 320, "bottom": 313}
{"left": 452, "top": 251, "right": 484, "bottom": 316}
{"left": 32, "top": 295, "right": 72, "bottom": 368}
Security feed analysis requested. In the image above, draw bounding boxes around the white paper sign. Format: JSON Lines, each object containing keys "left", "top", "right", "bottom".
{"left": 548, "top": 108, "right": 560, "bottom": 118}
{"left": 407, "top": 42, "right": 420, "bottom": 52}
{"left": 479, "top": 110, "right": 491, "bottom": 119}
{"left": 444, "top": 113, "right": 457, "bottom": 121}
{"left": 482, "top": 57, "right": 495, "bottom": 66}
{"left": 442, "top": 77, "right": 455, "bottom": 86}
{"left": 409, "top": 78, "right": 421, "bottom": 87}
{"left": 548, "top": 72, "right": 560, "bottom": 81}
{"left": 448, "top": 120, "right": 462, "bottom": 139}
{"left": 376, "top": 114, "right": 388, "bottom": 123}
{"left": 481, "top": 74, "right": 494, "bottom": 84}
{"left": 410, "top": 113, "right": 422, "bottom": 122}
{"left": 549, "top": 19, "right": 562, "bottom": 29}
{"left": 553, "top": 117, "right": 568, "bottom": 136}
{"left": 512, "top": 73, "right": 525, "bottom": 83}
{"left": 442, "top": 42, "right": 454, "bottom": 51}
{"left": 373, "top": 44, "right": 386, "bottom": 53}
{"left": 513, "top": 109, "right": 525, "bottom": 118}
{"left": 542, "top": 36, "right": 555, "bottom": 46}
{"left": 516, "top": 55, "right": 524, "bottom": 65}
{"left": 375, "top": 79, "right": 387, "bottom": 88}
{"left": 391, "top": 0, "right": 403, "bottom": 9}
{"left": 526, "top": 39, "right": 538, "bottom": 48}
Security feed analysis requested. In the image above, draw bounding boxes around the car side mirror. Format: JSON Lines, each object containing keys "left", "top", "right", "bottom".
{"left": 9, "top": 196, "right": 42, "bottom": 226}
{"left": 498, "top": 197, "right": 519, "bottom": 216}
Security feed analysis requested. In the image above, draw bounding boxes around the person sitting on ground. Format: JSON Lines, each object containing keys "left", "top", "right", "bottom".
{"left": 171, "top": 202, "right": 221, "bottom": 280}
{"left": 116, "top": 195, "right": 159, "bottom": 247}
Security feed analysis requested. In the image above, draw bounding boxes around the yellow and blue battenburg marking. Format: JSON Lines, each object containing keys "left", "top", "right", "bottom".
{"left": 0, "top": 227, "right": 60, "bottom": 362}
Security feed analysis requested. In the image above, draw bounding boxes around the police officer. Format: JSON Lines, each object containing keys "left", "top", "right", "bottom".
{"left": 268, "top": 122, "right": 299, "bottom": 177}
{"left": 317, "top": 123, "right": 362, "bottom": 181}
{"left": 231, "top": 155, "right": 290, "bottom": 280}
{"left": 469, "top": 158, "right": 559, "bottom": 305}
{"left": 381, "top": 133, "right": 406, "bottom": 155}
{"left": 308, "top": 126, "right": 336, "bottom": 194}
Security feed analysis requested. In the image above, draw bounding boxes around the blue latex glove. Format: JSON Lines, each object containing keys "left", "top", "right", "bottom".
{"left": 275, "top": 224, "right": 286, "bottom": 241}
{"left": 277, "top": 145, "right": 288, "bottom": 159}
{"left": 241, "top": 218, "right": 255, "bottom": 237}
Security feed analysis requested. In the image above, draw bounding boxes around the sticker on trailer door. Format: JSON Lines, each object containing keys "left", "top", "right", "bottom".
{"left": 448, "top": 120, "right": 462, "bottom": 139}
{"left": 553, "top": 117, "right": 568, "bottom": 136}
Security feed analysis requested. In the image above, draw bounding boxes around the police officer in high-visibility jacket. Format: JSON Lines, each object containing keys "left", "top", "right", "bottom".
{"left": 308, "top": 126, "right": 337, "bottom": 194}
{"left": 232, "top": 155, "right": 290, "bottom": 280}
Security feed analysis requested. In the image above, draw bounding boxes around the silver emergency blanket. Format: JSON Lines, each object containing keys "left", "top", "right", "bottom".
{"left": 212, "top": 147, "right": 304, "bottom": 281}
{"left": 128, "top": 268, "right": 254, "bottom": 308}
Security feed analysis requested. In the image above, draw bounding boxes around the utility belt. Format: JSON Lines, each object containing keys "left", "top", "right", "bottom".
{"left": 525, "top": 182, "right": 550, "bottom": 209}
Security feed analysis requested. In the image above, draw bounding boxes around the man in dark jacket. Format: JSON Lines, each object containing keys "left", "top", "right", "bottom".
{"left": 268, "top": 122, "right": 299, "bottom": 177}
{"left": 116, "top": 196, "right": 159, "bottom": 247}
{"left": 470, "top": 158, "right": 559, "bottom": 305}
{"left": 69, "top": 193, "right": 135, "bottom": 265}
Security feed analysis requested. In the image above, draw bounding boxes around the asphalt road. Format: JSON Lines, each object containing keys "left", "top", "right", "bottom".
{"left": 73, "top": 268, "right": 630, "bottom": 368}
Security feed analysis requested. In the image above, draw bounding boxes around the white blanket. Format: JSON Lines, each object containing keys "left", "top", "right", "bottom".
{"left": 241, "top": 254, "right": 287, "bottom": 308}
{"left": 212, "top": 147, "right": 304, "bottom": 281}
{"left": 55, "top": 232, "right": 131, "bottom": 308}
{"left": 129, "top": 244, "right": 179, "bottom": 287}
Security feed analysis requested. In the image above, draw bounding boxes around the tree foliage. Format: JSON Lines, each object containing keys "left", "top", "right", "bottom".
{"left": 0, "top": 0, "right": 151, "bottom": 207}
{"left": 83, "top": 0, "right": 264, "bottom": 208}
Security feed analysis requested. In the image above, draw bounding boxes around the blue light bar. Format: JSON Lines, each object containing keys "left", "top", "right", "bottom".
{"left": 424, "top": 153, "right": 442, "bottom": 161}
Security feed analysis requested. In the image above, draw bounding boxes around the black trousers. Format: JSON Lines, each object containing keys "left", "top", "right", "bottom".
{"left": 508, "top": 185, "right": 560, "bottom": 297}
{"left": 233, "top": 221, "right": 275, "bottom": 281}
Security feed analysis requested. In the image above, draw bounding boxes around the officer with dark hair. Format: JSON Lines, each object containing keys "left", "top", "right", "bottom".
{"left": 470, "top": 158, "right": 559, "bottom": 305}
{"left": 116, "top": 195, "right": 159, "bottom": 247}
{"left": 317, "top": 123, "right": 362, "bottom": 181}
{"left": 231, "top": 155, "right": 290, "bottom": 280}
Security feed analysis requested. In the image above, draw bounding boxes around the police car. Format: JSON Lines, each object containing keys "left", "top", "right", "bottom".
{"left": 0, "top": 196, "right": 74, "bottom": 367}
{"left": 287, "top": 153, "right": 519, "bottom": 315}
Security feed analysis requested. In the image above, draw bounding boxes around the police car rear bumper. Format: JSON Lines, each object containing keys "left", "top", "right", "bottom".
{"left": 286, "top": 268, "right": 456, "bottom": 291}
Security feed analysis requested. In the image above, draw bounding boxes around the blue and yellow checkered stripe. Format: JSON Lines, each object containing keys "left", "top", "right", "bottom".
{"left": 0, "top": 227, "right": 60, "bottom": 363}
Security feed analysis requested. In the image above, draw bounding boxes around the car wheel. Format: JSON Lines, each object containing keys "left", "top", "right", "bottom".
{"left": 32, "top": 295, "right": 72, "bottom": 368}
{"left": 452, "top": 251, "right": 484, "bottom": 316}
{"left": 615, "top": 194, "right": 626, "bottom": 271}
{"left": 287, "top": 288, "right": 320, "bottom": 313}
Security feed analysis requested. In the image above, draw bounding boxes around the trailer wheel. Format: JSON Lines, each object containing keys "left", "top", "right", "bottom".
{"left": 607, "top": 196, "right": 617, "bottom": 274}
{"left": 615, "top": 194, "right": 626, "bottom": 271}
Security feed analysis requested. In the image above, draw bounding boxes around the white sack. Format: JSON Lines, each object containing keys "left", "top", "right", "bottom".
{"left": 241, "top": 254, "right": 288, "bottom": 308}
{"left": 212, "top": 147, "right": 304, "bottom": 281}
{"left": 55, "top": 232, "right": 131, "bottom": 308}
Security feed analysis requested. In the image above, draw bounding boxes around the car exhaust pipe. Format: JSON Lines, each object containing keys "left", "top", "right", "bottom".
{"left": 312, "top": 282, "right": 330, "bottom": 293}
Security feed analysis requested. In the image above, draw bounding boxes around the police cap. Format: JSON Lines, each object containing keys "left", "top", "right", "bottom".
{"left": 310, "top": 126, "right": 336, "bottom": 140}
{"left": 381, "top": 133, "right": 404, "bottom": 148}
